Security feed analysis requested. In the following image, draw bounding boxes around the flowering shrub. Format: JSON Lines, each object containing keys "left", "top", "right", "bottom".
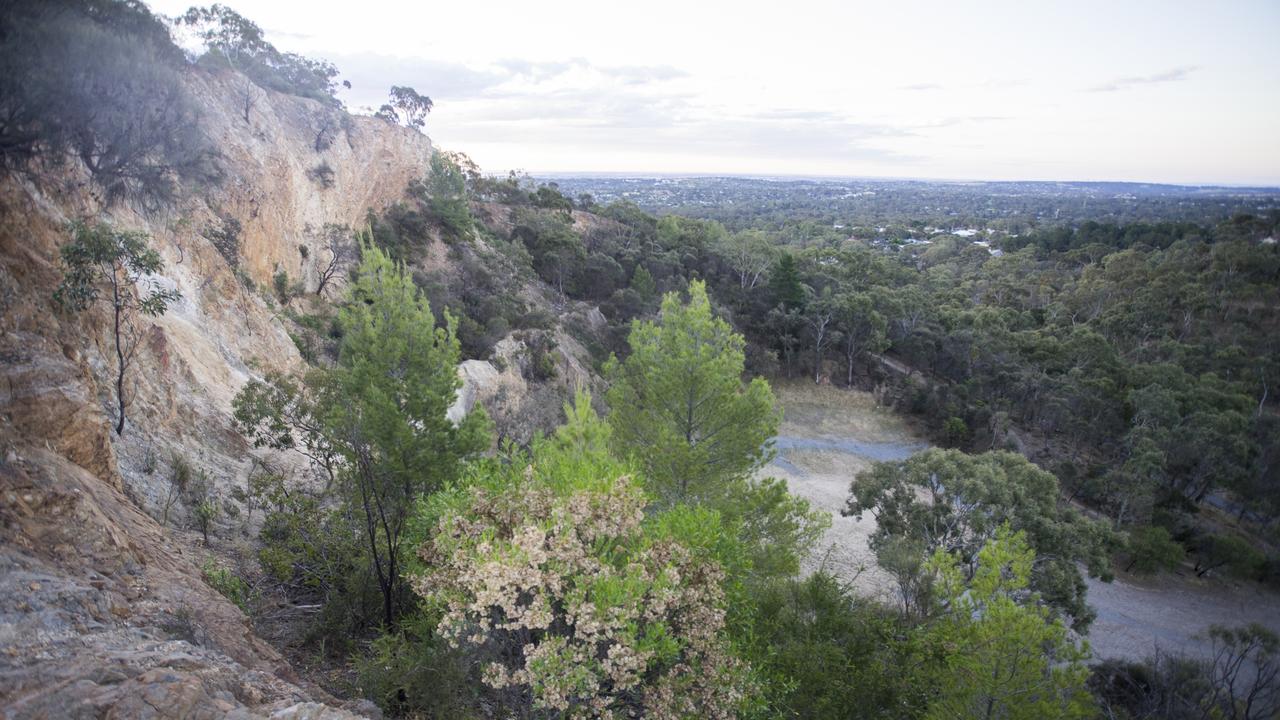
{"left": 412, "top": 394, "right": 753, "bottom": 718}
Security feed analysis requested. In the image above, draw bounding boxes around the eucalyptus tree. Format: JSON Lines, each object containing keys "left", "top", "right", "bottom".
{"left": 54, "top": 222, "right": 180, "bottom": 435}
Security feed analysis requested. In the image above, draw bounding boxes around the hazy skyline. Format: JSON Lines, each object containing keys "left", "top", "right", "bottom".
{"left": 150, "top": 0, "right": 1280, "bottom": 185}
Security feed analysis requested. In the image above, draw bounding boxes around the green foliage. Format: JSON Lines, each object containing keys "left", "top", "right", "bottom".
{"left": 603, "top": 281, "right": 822, "bottom": 582}
{"left": 324, "top": 241, "right": 491, "bottom": 626}
{"left": 54, "top": 222, "right": 181, "bottom": 435}
{"left": 832, "top": 289, "right": 888, "bottom": 386}
{"left": 287, "top": 330, "right": 316, "bottom": 364}
{"left": 768, "top": 252, "right": 805, "bottom": 310}
{"left": 606, "top": 280, "right": 781, "bottom": 504}
{"left": 232, "top": 242, "right": 491, "bottom": 631}
{"left": 1124, "top": 525, "right": 1184, "bottom": 574}
{"left": 54, "top": 222, "right": 177, "bottom": 314}
{"left": 530, "top": 183, "right": 574, "bottom": 214}
{"left": 201, "top": 560, "right": 252, "bottom": 613}
{"left": 374, "top": 85, "right": 433, "bottom": 130}
{"left": 745, "top": 573, "right": 928, "bottom": 719}
{"left": 411, "top": 395, "right": 754, "bottom": 718}
{"left": 941, "top": 416, "right": 969, "bottom": 446}
{"left": 719, "top": 230, "right": 777, "bottom": 291}
{"left": 177, "top": 5, "right": 340, "bottom": 105}
{"left": 1, "top": 0, "right": 219, "bottom": 203}
{"left": 246, "top": 470, "right": 382, "bottom": 640}
{"left": 922, "top": 527, "right": 1095, "bottom": 720}
{"left": 512, "top": 207, "right": 585, "bottom": 296}
{"left": 846, "top": 448, "right": 1118, "bottom": 629}
{"left": 193, "top": 497, "right": 218, "bottom": 544}
{"left": 630, "top": 264, "right": 657, "bottom": 302}
{"left": 272, "top": 269, "right": 293, "bottom": 303}
{"left": 354, "top": 611, "right": 479, "bottom": 718}
{"left": 423, "top": 152, "right": 473, "bottom": 241}
{"left": 720, "top": 476, "right": 829, "bottom": 581}
{"left": 1192, "top": 533, "right": 1265, "bottom": 579}
{"left": 530, "top": 181, "right": 1278, "bottom": 526}
{"left": 233, "top": 371, "right": 338, "bottom": 484}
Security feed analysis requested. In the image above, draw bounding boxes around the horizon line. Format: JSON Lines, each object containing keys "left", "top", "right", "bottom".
{"left": 520, "top": 170, "right": 1280, "bottom": 191}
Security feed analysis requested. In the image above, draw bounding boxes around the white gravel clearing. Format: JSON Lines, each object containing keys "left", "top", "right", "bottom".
{"left": 765, "top": 385, "right": 1280, "bottom": 663}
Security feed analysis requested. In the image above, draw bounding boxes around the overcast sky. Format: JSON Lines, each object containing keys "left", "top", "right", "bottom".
{"left": 149, "top": 0, "right": 1280, "bottom": 185}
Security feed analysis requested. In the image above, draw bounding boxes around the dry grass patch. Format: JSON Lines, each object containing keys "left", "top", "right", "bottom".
{"left": 774, "top": 381, "right": 914, "bottom": 442}
{"left": 784, "top": 448, "right": 873, "bottom": 478}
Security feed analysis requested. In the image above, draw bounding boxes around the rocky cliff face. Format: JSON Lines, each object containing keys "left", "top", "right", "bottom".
{"left": 0, "top": 66, "right": 432, "bottom": 717}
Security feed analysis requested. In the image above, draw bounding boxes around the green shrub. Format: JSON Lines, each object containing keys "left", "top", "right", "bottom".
{"left": 1124, "top": 525, "right": 1184, "bottom": 574}
{"left": 205, "top": 218, "right": 242, "bottom": 268}
{"left": 745, "top": 573, "right": 927, "bottom": 719}
{"left": 942, "top": 416, "right": 969, "bottom": 446}
{"left": 193, "top": 498, "right": 218, "bottom": 544}
{"left": 411, "top": 393, "right": 755, "bottom": 717}
{"left": 201, "top": 559, "right": 252, "bottom": 613}
{"left": 354, "top": 612, "right": 479, "bottom": 718}
{"left": 288, "top": 330, "right": 316, "bottom": 364}
{"left": 273, "top": 269, "right": 292, "bottom": 302}
{"left": 424, "top": 153, "right": 473, "bottom": 241}
{"left": 1193, "top": 533, "right": 1265, "bottom": 578}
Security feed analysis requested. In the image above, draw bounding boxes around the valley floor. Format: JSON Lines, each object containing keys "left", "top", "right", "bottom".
{"left": 762, "top": 381, "right": 1280, "bottom": 663}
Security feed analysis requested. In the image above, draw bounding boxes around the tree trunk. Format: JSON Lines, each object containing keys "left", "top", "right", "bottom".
{"left": 111, "top": 271, "right": 126, "bottom": 435}
{"left": 383, "top": 552, "right": 397, "bottom": 628}
{"left": 846, "top": 338, "right": 856, "bottom": 386}
{"left": 814, "top": 339, "right": 823, "bottom": 384}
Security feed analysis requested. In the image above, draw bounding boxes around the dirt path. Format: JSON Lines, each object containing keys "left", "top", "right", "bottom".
{"left": 1085, "top": 573, "right": 1280, "bottom": 662}
{"left": 764, "top": 381, "right": 1280, "bottom": 663}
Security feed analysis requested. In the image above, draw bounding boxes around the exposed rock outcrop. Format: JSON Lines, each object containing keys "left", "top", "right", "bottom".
{"left": 0, "top": 436, "right": 370, "bottom": 718}
{"left": 0, "top": 65, "right": 433, "bottom": 717}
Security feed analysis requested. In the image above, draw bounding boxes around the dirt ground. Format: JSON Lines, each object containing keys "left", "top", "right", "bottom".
{"left": 1085, "top": 571, "right": 1280, "bottom": 662}
{"left": 763, "top": 381, "right": 1280, "bottom": 663}
{"left": 762, "top": 382, "right": 926, "bottom": 606}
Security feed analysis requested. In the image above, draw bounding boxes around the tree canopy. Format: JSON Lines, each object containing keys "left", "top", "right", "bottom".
{"left": 846, "top": 448, "right": 1118, "bottom": 628}
{"left": 606, "top": 280, "right": 781, "bottom": 504}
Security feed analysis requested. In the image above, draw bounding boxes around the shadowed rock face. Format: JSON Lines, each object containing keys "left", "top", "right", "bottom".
{"left": 0, "top": 65, "right": 431, "bottom": 718}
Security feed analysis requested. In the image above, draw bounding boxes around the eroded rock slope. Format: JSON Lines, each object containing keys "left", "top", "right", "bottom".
{"left": 0, "top": 66, "right": 433, "bottom": 717}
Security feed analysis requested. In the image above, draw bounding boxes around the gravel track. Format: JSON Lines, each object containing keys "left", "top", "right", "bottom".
{"left": 765, "top": 385, "right": 1280, "bottom": 663}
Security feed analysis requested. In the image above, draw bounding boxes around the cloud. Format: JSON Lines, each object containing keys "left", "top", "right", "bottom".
{"left": 1088, "top": 66, "right": 1199, "bottom": 92}
{"left": 329, "top": 52, "right": 687, "bottom": 112}
{"left": 602, "top": 63, "right": 688, "bottom": 85}
{"left": 329, "top": 53, "right": 508, "bottom": 108}
{"left": 438, "top": 89, "right": 922, "bottom": 167}
{"left": 899, "top": 83, "right": 943, "bottom": 91}
{"left": 753, "top": 109, "right": 842, "bottom": 121}
{"left": 262, "top": 27, "right": 314, "bottom": 42}
{"left": 329, "top": 51, "right": 921, "bottom": 170}
{"left": 931, "top": 115, "right": 1012, "bottom": 126}
{"left": 493, "top": 58, "right": 686, "bottom": 85}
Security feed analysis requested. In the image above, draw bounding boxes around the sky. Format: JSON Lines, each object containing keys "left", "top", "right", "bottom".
{"left": 149, "top": 0, "right": 1280, "bottom": 185}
